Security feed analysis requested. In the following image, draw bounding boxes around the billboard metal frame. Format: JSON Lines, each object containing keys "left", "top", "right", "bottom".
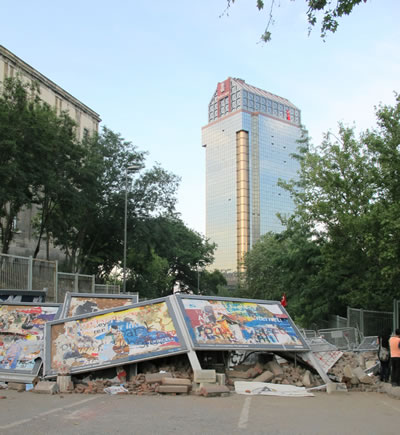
{"left": 60, "top": 292, "right": 139, "bottom": 319}
{"left": 44, "top": 297, "right": 188, "bottom": 377}
{"left": 175, "top": 294, "right": 310, "bottom": 352}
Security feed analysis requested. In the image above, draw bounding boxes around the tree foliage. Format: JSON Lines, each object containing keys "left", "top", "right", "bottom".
{"left": 0, "top": 77, "right": 83, "bottom": 255}
{"left": 1, "top": 77, "right": 222, "bottom": 297}
{"left": 226, "top": 0, "right": 368, "bottom": 42}
{"left": 244, "top": 95, "right": 400, "bottom": 327}
{"left": 128, "top": 216, "right": 217, "bottom": 299}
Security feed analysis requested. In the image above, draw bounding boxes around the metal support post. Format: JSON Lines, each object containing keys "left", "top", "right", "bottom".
{"left": 55, "top": 260, "right": 59, "bottom": 303}
{"left": 169, "top": 295, "right": 202, "bottom": 371}
{"left": 28, "top": 256, "right": 33, "bottom": 291}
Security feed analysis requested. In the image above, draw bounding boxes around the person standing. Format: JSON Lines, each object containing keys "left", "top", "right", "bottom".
{"left": 389, "top": 328, "right": 400, "bottom": 387}
{"left": 378, "top": 329, "right": 391, "bottom": 382}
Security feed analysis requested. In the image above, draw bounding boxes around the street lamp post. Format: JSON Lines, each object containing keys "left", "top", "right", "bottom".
{"left": 123, "top": 164, "right": 142, "bottom": 293}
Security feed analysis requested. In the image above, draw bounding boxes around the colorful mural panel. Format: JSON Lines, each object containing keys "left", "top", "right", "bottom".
{"left": 0, "top": 303, "right": 61, "bottom": 374}
{"left": 61, "top": 292, "right": 138, "bottom": 319}
{"left": 45, "top": 298, "right": 187, "bottom": 376}
{"left": 176, "top": 296, "right": 308, "bottom": 351}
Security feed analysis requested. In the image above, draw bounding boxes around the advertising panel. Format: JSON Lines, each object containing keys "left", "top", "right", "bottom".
{"left": 176, "top": 295, "right": 309, "bottom": 351}
{"left": 0, "top": 303, "right": 61, "bottom": 377}
{"left": 44, "top": 298, "right": 187, "bottom": 376}
{"left": 60, "top": 292, "right": 139, "bottom": 319}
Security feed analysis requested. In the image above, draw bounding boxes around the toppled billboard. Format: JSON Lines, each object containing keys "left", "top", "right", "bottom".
{"left": 60, "top": 292, "right": 139, "bottom": 319}
{"left": 176, "top": 295, "right": 309, "bottom": 351}
{"left": 44, "top": 297, "right": 187, "bottom": 377}
{"left": 0, "top": 303, "right": 61, "bottom": 378}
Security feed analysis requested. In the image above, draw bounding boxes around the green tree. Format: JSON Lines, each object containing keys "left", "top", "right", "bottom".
{"left": 129, "top": 216, "right": 216, "bottom": 298}
{"left": 226, "top": 0, "right": 368, "bottom": 42}
{"left": 244, "top": 95, "right": 400, "bottom": 326}
{"left": 198, "top": 269, "right": 228, "bottom": 296}
{"left": 0, "top": 76, "right": 80, "bottom": 256}
{"left": 30, "top": 107, "right": 83, "bottom": 258}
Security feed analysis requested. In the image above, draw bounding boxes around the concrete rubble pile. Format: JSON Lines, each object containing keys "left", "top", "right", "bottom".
{"left": 226, "top": 351, "right": 382, "bottom": 392}
{"left": 327, "top": 351, "right": 381, "bottom": 392}
{"left": 0, "top": 349, "right": 387, "bottom": 397}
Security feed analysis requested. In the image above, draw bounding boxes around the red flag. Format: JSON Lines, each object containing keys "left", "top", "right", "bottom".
{"left": 281, "top": 293, "right": 287, "bottom": 307}
{"left": 286, "top": 109, "right": 291, "bottom": 121}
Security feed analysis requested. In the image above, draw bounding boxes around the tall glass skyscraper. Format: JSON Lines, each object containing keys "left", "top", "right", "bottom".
{"left": 202, "top": 78, "right": 302, "bottom": 281}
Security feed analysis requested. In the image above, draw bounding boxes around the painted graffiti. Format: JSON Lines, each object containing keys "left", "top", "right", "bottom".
{"left": 181, "top": 299, "right": 304, "bottom": 348}
{"left": 0, "top": 305, "right": 59, "bottom": 372}
{"left": 50, "top": 301, "right": 183, "bottom": 372}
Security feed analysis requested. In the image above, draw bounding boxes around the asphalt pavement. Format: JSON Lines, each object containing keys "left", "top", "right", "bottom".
{"left": 1, "top": 389, "right": 400, "bottom": 435}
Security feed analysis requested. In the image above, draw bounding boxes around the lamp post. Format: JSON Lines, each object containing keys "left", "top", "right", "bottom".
{"left": 123, "top": 164, "right": 142, "bottom": 293}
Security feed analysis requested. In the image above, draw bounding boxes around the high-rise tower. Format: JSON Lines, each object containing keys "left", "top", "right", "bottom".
{"left": 202, "top": 78, "right": 302, "bottom": 282}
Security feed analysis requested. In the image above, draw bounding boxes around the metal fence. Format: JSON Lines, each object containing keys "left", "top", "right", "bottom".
{"left": 56, "top": 272, "right": 95, "bottom": 303}
{"left": 394, "top": 299, "right": 399, "bottom": 330}
{"left": 0, "top": 253, "right": 56, "bottom": 298}
{"left": 0, "top": 253, "right": 121, "bottom": 303}
{"left": 317, "top": 327, "right": 360, "bottom": 350}
{"left": 347, "top": 307, "right": 393, "bottom": 337}
{"left": 356, "top": 336, "right": 378, "bottom": 352}
{"left": 94, "top": 283, "right": 121, "bottom": 294}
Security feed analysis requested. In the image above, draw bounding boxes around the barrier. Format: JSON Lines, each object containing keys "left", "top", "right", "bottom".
{"left": 317, "top": 327, "right": 360, "bottom": 350}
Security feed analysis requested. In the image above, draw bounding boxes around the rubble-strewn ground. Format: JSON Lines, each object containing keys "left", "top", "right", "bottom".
{"left": 59, "top": 350, "right": 384, "bottom": 395}
{"left": 2, "top": 350, "right": 391, "bottom": 397}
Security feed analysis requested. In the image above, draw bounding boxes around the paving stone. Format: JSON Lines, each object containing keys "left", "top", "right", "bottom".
{"left": 199, "top": 384, "right": 230, "bottom": 397}
{"left": 161, "top": 377, "right": 192, "bottom": 386}
{"left": 33, "top": 381, "right": 58, "bottom": 394}
{"left": 216, "top": 373, "right": 226, "bottom": 385}
{"left": 7, "top": 382, "right": 25, "bottom": 392}
{"left": 157, "top": 385, "right": 189, "bottom": 394}
{"left": 145, "top": 372, "right": 172, "bottom": 383}
{"left": 252, "top": 371, "right": 274, "bottom": 383}
{"left": 193, "top": 369, "right": 216, "bottom": 383}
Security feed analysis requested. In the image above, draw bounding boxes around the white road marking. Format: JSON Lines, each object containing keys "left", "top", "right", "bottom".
{"left": 0, "top": 396, "right": 99, "bottom": 430}
{"left": 238, "top": 396, "right": 252, "bottom": 429}
{"left": 379, "top": 398, "right": 400, "bottom": 413}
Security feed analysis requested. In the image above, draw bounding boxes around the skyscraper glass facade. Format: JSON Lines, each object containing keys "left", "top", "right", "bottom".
{"left": 202, "top": 78, "right": 302, "bottom": 278}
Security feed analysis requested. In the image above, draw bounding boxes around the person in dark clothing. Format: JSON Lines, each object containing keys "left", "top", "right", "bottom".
{"left": 378, "top": 329, "right": 391, "bottom": 382}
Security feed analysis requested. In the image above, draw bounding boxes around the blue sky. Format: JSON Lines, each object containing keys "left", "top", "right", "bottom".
{"left": 1, "top": 0, "right": 399, "bottom": 235}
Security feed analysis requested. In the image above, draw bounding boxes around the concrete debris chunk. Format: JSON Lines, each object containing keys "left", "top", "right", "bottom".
{"left": 216, "top": 373, "right": 226, "bottom": 385}
{"left": 193, "top": 369, "right": 216, "bottom": 383}
{"left": 161, "top": 377, "right": 192, "bottom": 386}
{"left": 199, "top": 384, "right": 230, "bottom": 397}
{"left": 352, "top": 367, "right": 374, "bottom": 384}
{"left": 266, "top": 360, "right": 284, "bottom": 377}
{"left": 302, "top": 370, "right": 313, "bottom": 388}
{"left": 33, "top": 381, "right": 58, "bottom": 394}
{"left": 157, "top": 385, "right": 189, "bottom": 394}
{"left": 7, "top": 382, "right": 25, "bottom": 392}
{"left": 327, "top": 382, "right": 348, "bottom": 394}
{"left": 145, "top": 372, "right": 172, "bottom": 384}
{"left": 252, "top": 371, "right": 274, "bottom": 383}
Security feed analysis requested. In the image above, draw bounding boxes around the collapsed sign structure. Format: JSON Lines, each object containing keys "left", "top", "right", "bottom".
{"left": 1, "top": 293, "right": 329, "bottom": 384}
